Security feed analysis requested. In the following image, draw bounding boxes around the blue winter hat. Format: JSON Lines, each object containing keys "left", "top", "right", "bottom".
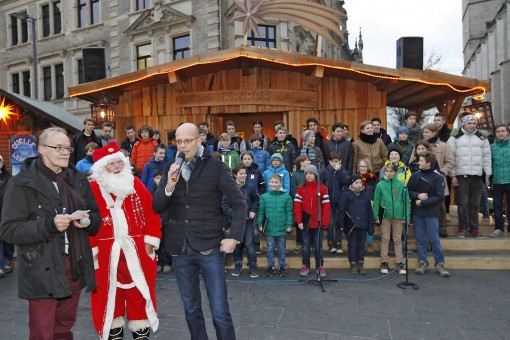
{"left": 396, "top": 125, "right": 409, "bottom": 136}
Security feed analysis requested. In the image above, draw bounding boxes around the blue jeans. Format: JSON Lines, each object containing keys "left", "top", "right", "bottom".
{"left": 347, "top": 228, "right": 366, "bottom": 263}
{"left": 413, "top": 216, "right": 445, "bottom": 265}
{"left": 302, "top": 228, "right": 324, "bottom": 269}
{"left": 265, "top": 235, "right": 286, "bottom": 269}
{"left": 492, "top": 183, "right": 510, "bottom": 231}
{"left": 0, "top": 238, "right": 14, "bottom": 268}
{"left": 233, "top": 219, "right": 257, "bottom": 267}
{"left": 173, "top": 245, "right": 235, "bottom": 340}
{"left": 327, "top": 206, "right": 342, "bottom": 243}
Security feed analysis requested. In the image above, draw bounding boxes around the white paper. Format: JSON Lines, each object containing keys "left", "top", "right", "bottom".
{"left": 69, "top": 210, "right": 90, "bottom": 219}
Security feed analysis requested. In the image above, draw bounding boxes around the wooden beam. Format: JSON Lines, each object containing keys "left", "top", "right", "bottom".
{"left": 309, "top": 66, "right": 324, "bottom": 87}
{"left": 168, "top": 72, "right": 184, "bottom": 92}
{"left": 447, "top": 95, "right": 467, "bottom": 124}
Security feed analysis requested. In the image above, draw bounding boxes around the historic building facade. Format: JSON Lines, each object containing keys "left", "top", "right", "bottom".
{"left": 462, "top": 0, "right": 509, "bottom": 123}
{"left": 0, "top": 0, "right": 356, "bottom": 120}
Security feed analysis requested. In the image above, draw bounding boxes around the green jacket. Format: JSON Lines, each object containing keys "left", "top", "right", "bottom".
{"left": 491, "top": 139, "right": 510, "bottom": 184}
{"left": 257, "top": 190, "right": 293, "bottom": 236}
{"left": 220, "top": 149, "right": 241, "bottom": 173}
{"left": 373, "top": 177, "right": 411, "bottom": 221}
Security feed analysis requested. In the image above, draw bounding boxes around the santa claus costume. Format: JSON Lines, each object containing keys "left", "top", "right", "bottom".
{"left": 89, "top": 142, "right": 161, "bottom": 340}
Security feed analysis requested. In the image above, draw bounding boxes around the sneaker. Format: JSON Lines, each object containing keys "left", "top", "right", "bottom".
{"left": 156, "top": 265, "right": 162, "bottom": 274}
{"left": 397, "top": 262, "right": 406, "bottom": 275}
{"left": 319, "top": 266, "right": 327, "bottom": 278}
{"left": 489, "top": 229, "right": 504, "bottom": 238}
{"left": 358, "top": 262, "right": 367, "bottom": 274}
{"left": 471, "top": 229, "right": 486, "bottom": 239}
{"left": 435, "top": 263, "right": 450, "bottom": 278}
{"left": 456, "top": 229, "right": 466, "bottom": 239}
{"left": 299, "top": 265, "right": 310, "bottom": 277}
{"left": 265, "top": 267, "right": 275, "bottom": 277}
{"left": 328, "top": 241, "right": 336, "bottom": 253}
{"left": 249, "top": 267, "right": 259, "bottom": 278}
{"left": 439, "top": 229, "right": 448, "bottom": 238}
{"left": 163, "top": 265, "right": 172, "bottom": 274}
{"left": 278, "top": 267, "right": 287, "bottom": 277}
{"left": 255, "top": 250, "right": 262, "bottom": 255}
{"left": 415, "top": 261, "right": 428, "bottom": 275}
{"left": 231, "top": 264, "right": 242, "bottom": 277}
{"left": 3, "top": 265, "right": 12, "bottom": 273}
{"left": 335, "top": 242, "right": 344, "bottom": 254}
{"left": 380, "top": 262, "right": 389, "bottom": 274}
{"left": 293, "top": 244, "right": 302, "bottom": 254}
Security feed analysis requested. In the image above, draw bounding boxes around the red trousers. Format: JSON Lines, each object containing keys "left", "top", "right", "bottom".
{"left": 28, "top": 256, "right": 82, "bottom": 340}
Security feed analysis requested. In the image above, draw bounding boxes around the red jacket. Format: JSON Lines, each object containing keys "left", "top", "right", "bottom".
{"left": 131, "top": 139, "right": 158, "bottom": 174}
{"left": 293, "top": 181, "right": 331, "bottom": 228}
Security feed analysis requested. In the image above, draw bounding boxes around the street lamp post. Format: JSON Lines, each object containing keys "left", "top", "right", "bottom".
{"left": 12, "top": 12, "right": 38, "bottom": 100}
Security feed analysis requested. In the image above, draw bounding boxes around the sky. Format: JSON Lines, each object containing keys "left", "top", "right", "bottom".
{"left": 345, "top": 0, "right": 464, "bottom": 75}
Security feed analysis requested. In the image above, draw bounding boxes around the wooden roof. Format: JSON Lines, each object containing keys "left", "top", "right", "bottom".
{"left": 69, "top": 45, "right": 489, "bottom": 118}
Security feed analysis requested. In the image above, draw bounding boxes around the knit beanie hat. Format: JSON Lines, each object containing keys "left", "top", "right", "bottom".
{"left": 388, "top": 148, "right": 402, "bottom": 159}
{"left": 350, "top": 173, "right": 362, "bottom": 185}
{"left": 461, "top": 114, "right": 477, "bottom": 126}
{"left": 271, "top": 153, "right": 284, "bottom": 163}
{"left": 395, "top": 125, "right": 409, "bottom": 136}
{"left": 303, "top": 164, "right": 318, "bottom": 177}
{"left": 302, "top": 130, "right": 314, "bottom": 143}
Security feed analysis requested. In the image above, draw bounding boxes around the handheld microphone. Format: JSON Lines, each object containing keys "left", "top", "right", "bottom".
{"left": 171, "top": 153, "right": 185, "bottom": 182}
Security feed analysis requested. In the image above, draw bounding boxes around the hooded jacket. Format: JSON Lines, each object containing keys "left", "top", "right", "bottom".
{"left": 131, "top": 139, "right": 159, "bottom": 175}
{"left": 70, "top": 130, "right": 101, "bottom": 165}
{"left": 353, "top": 135, "right": 388, "bottom": 174}
{"left": 250, "top": 146, "right": 271, "bottom": 173}
{"left": 447, "top": 127, "right": 491, "bottom": 177}
{"left": 324, "top": 136, "right": 355, "bottom": 174}
{"left": 268, "top": 140, "right": 297, "bottom": 174}
{"left": 141, "top": 156, "right": 166, "bottom": 190}
{"left": 293, "top": 181, "right": 331, "bottom": 229}
{"left": 491, "top": 138, "right": 510, "bottom": 184}
{"left": 320, "top": 165, "right": 349, "bottom": 207}
{"left": 337, "top": 187, "right": 374, "bottom": 233}
{"left": 373, "top": 177, "right": 411, "bottom": 221}
{"left": 263, "top": 164, "right": 291, "bottom": 194}
{"left": 257, "top": 189, "right": 294, "bottom": 236}
{"left": 0, "top": 157, "right": 101, "bottom": 299}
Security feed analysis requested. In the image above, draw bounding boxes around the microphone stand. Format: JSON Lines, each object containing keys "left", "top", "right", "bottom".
{"left": 299, "top": 158, "right": 337, "bottom": 292}
{"left": 397, "top": 166, "right": 419, "bottom": 290}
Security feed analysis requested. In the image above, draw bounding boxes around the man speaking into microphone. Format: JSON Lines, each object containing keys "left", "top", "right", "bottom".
{"left": 153, "top": 123, "right": 246, "bottom": 340}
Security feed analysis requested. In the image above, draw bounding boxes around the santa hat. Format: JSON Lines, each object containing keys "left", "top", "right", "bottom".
{"left": 91, "top": 141, "right": 127, "bottom": 173}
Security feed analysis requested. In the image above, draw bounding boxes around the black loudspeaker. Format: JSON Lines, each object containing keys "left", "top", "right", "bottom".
{"left": 83, "top": 47, "right": 106, "bottom": 83}
{"left": 396, "top": 37, "right": 423, "bottom": 70}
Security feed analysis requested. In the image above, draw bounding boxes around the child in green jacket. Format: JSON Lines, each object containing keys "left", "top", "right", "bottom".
{"left": 218, "top": 132, "right": 241, "bottom": 173}
{"left": 257, "top": 174, "right": 293, "bottom": 277}
{"left": 373, "top": 163, "right": 411, "bottom": 275}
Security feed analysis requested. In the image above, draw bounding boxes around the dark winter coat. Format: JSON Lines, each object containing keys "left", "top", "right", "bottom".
{"left": 257, "top": 190, "right": 293, "bottom": 236}
{"left": 70, "top": 130, "right": 101, "bottom": 165}
{"left": 320, "top": 165, "right": 349, "bottom": 207}
{"left": 407, "top": 167, "right": 444, "bottom": 217}
{"left": 324, "top": 137, "right": 355, "bottom": 174}
{"left": 246, "top": 163, "right": 265, "bottom": 194}
{"left": 152, "top": 147, "right": 247, "bottom": 254}
{"left": 121, "top": 137, "right": 139, "bottom": 156}
{"left": 337, "top": 188, "right": 374, "bottom": 234}
{"left": 221, "top": 182, "right": 259, "bottom": 219}
{"left": 0, "top": 158, "right": 101, "bottom": 300}
{"left": 375, "top": 128, "right": 392, "bottom": 145}
{"left": 438, "top": 124, "right": 451, "bottom": 143}
{"left": 268, "top": 140, "right": 297, "bottom": 174}
{"left": 141, "top": 156, "right": 165, "bottom": 190}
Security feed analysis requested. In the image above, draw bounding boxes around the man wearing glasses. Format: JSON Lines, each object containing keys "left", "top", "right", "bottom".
{"left": 153, "top": 123, "right": 247, "bottom": 340}
{"left": 0, "top": 127, "right": 101, "bottom": 339}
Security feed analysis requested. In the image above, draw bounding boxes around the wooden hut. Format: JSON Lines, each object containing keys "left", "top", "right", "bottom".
{"left": 69, "top": 46, "right": 489, "bottom": 141}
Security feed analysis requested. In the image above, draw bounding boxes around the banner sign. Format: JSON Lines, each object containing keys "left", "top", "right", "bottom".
{"left": 10, "top": 134, "right": 38, "bottom": 175}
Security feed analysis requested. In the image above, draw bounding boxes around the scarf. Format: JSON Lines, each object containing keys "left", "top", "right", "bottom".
{"left": 350, "top": 185, "right": 363, "bottom": 197}
{"left": 426, "top": 136, "right": 439, "bottom": 144}
{"left": 181, "top": 145, "right": 203, "bottom": 181}
{"left": 300, "top": 144, "right": 317, "bottom": 160}
{"left": 37, "top": 158, "right": 96, "bottom": 291}
{"left": 359, "top": 133, "right": 378, "bottom": 144}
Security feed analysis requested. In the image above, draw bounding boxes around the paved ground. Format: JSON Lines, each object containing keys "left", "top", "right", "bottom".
{"left": 1, "top": 267, "right": 509, "bottom": 339}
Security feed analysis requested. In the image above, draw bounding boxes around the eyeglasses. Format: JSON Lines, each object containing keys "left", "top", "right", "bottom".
{"left": 43, "top": 145, "right": 74, "bottom": 153}
{"left": 359, "top": 165, "right": 368, "bottom": 168}
{"left": 105, "top": 160, "right": 124, "bottom": 169}
{"left": 175, "top": 136, "right": 200, "bottom": 145}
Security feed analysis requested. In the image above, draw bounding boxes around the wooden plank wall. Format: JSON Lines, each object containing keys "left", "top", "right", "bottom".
{"left": 113, "top": 65, "right": 388, "bottom": 141}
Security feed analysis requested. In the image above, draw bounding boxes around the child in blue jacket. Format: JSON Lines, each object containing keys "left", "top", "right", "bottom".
{"left": 263, "top": 153, "right": 290, "bottom": 194}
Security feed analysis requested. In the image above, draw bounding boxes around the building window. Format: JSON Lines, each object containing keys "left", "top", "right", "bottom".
{"left": 23, "top": 71, "right": 31, "bottom": 97}
{"left": 54, "top": 2, "right": 62, "bottom": 34}
{"left": 136, "top": 0, "right": 150, "bottom": 11}
{"left": 78, "top": 0, "right": 100, "bottom": 28}
{"left": 43, "top": 64, "right": 64, "bottom": 100}
{"left": 77, "top": 59, "right": 84, "bottom": 84}
{"left": 42, "top": 2, "right": 62, "bottom": 37}
{"left": 10, "top": 12, "right": 29, "bottom": 46}
{"left": 248, "top": 25, "right": 276, "bottom": 48}
{"left": 136, "top": 43, "right": 152, "bottom": 70}
{"left": 42, "top": 5, "right": 50, "bottom": 37}
{"left": 173, "top": 35, "right": 190, "bottom": 60}
{"left": 12, "top": 74, "right": 20, "bottom": 94}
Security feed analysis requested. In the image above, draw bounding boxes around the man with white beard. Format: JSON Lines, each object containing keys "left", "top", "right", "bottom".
{"left": 88, "top": 141, "right": 162, "bottom": 340}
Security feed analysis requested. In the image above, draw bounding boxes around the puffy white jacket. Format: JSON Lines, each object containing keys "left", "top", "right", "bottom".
{"left": 447, "top": 127, "right": 491, "bottom": 177}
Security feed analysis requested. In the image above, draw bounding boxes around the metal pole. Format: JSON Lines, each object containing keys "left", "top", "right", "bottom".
{"left": 31, "top": 18, "right": 38, "bottom": 100}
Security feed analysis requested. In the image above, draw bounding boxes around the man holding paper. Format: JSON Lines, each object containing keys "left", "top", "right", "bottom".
{"left": 0, "top": 127, "right": 101, "bottom": 339}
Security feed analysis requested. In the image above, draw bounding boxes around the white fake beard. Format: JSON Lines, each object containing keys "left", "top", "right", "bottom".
{"left": 95, "top": 165, "right": 135, "bottom": 199}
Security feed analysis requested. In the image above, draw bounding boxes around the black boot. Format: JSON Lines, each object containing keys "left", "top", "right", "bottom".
{"left": 350, "top": 262, "right": 358, "bottom": 274}
{"left": 358, "top": 261, "right": 367, "bottom": 275}
{"left": 132, "top": 327, "right": 150, "bottom": 340}
{"left": 108, "top": 327, "right": 123, "bottom": 340}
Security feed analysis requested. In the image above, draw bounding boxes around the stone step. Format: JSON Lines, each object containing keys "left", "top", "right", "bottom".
{"left": 226, "top": 251, "right": 510, "bottom": 271}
